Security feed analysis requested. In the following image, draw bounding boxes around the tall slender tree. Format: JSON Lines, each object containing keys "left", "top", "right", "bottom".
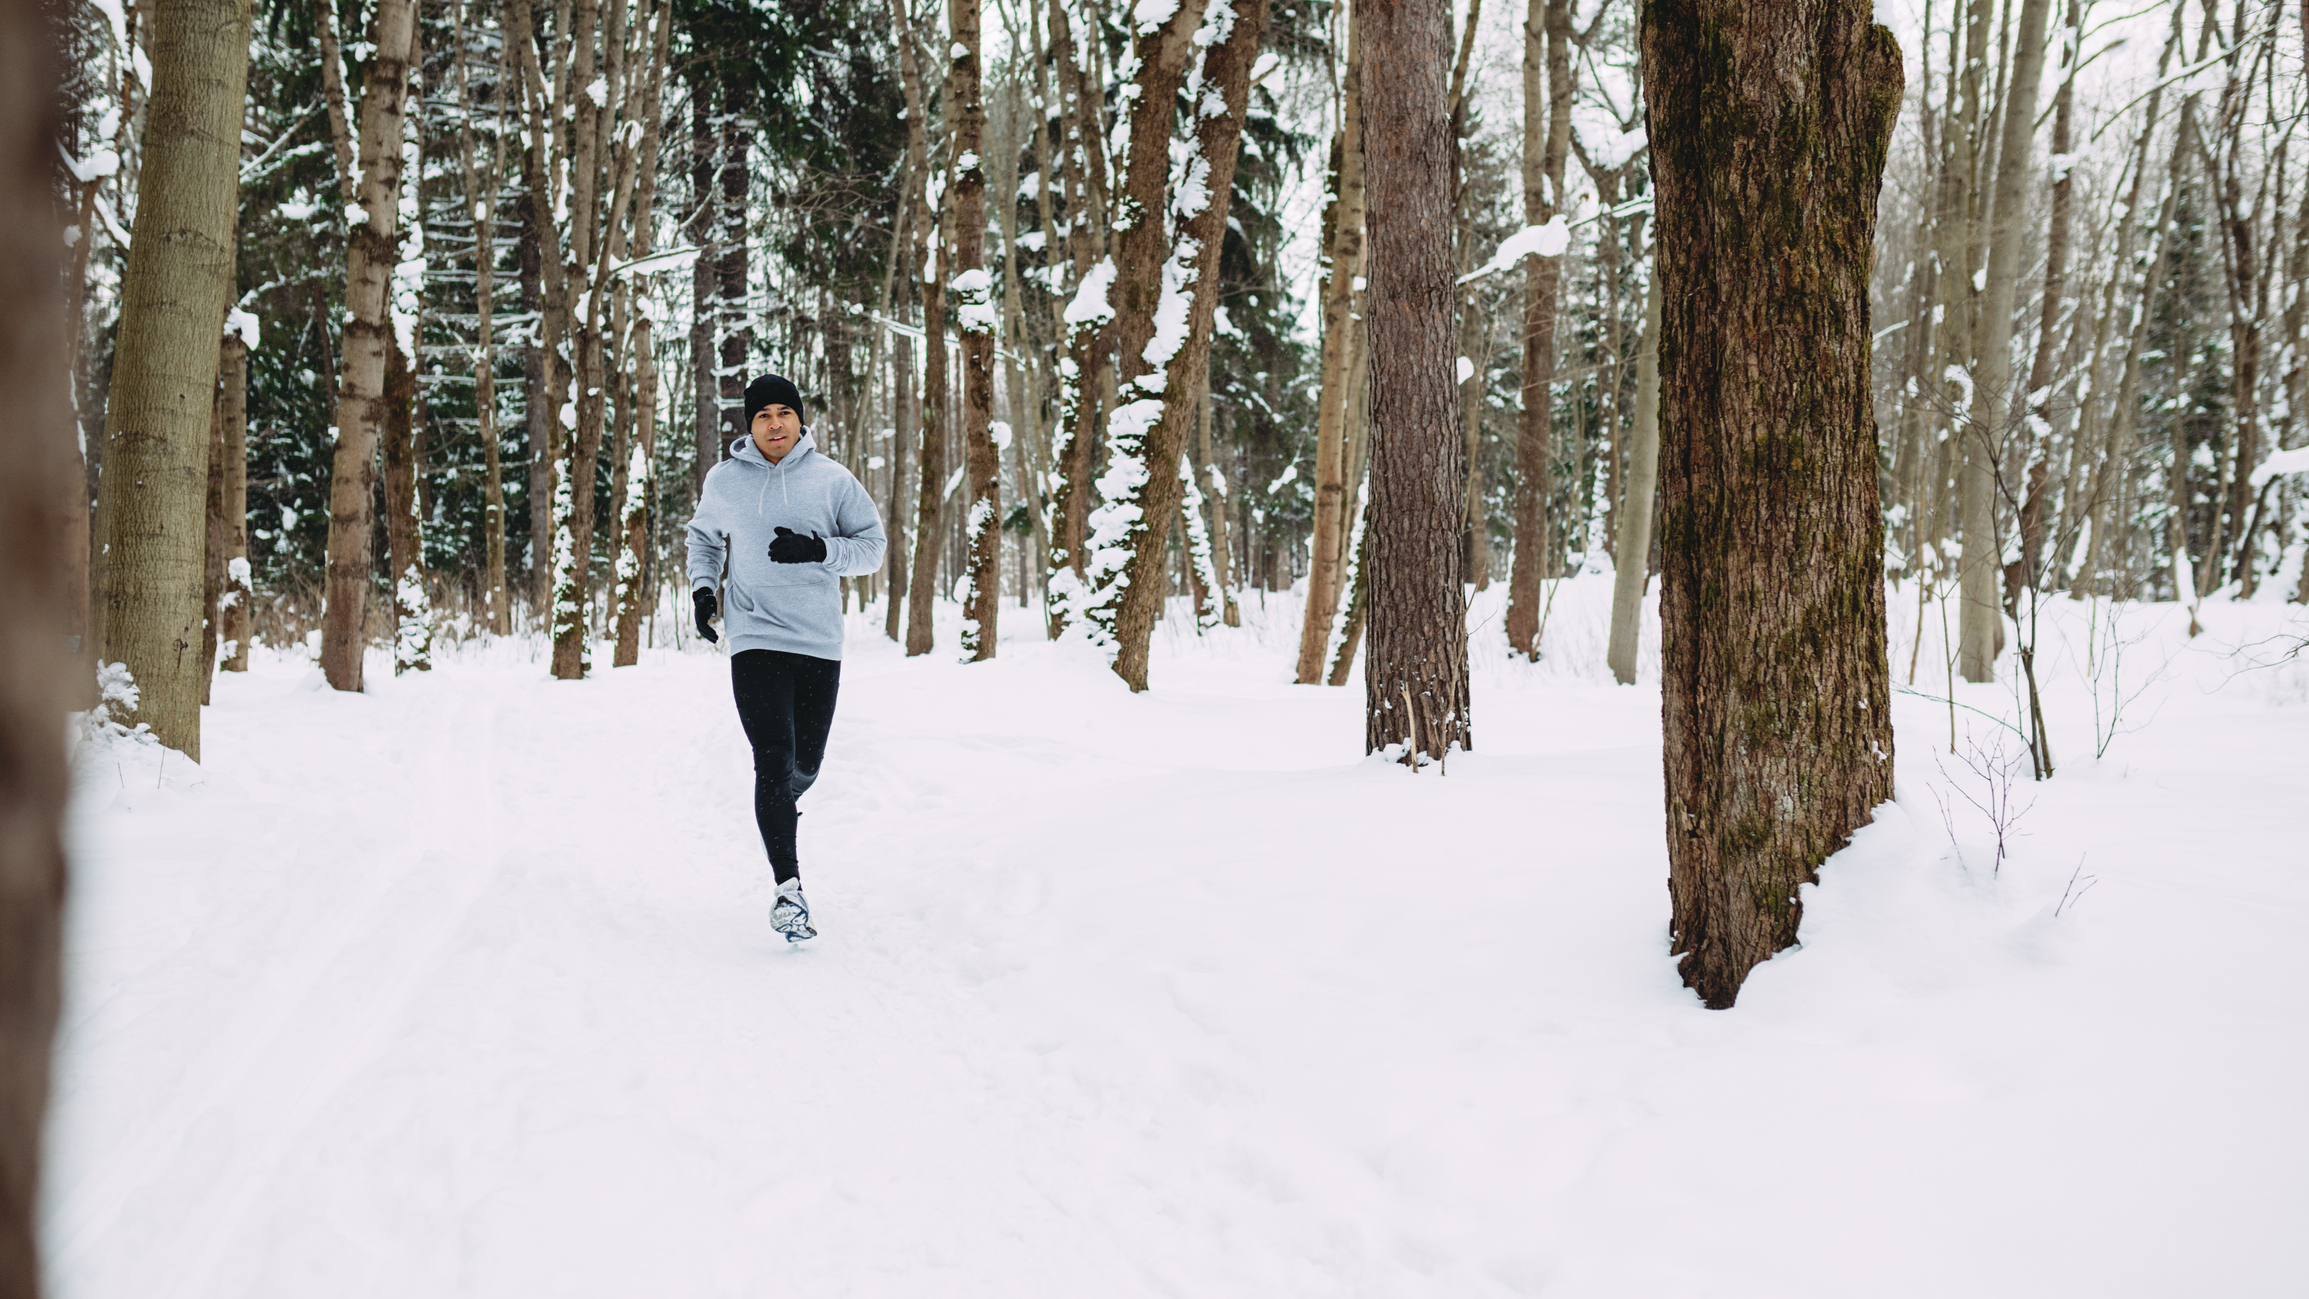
{"left": 1295, "top": 11, "right": 1363, "bottom": 683}
{"left": 318, "top": 0, "right": 418, "bottom": 693}
{"left": 91, "top": 0, "right": 256, "bottom": 748}
{"left": 1358, "top": 0, "right": 1468, "bottom": 759}
{"left": 1643, "top": 0, "right": 1901, "bottom": 1008}
{"left": 1957, "top": 0, "right": 2051, "bottom": 681}
{"left": 1503, "top": 0, "right": 1572, "bottom": 658}
{"left": 952, "top": 0, "right": 1001, "bottom": 661}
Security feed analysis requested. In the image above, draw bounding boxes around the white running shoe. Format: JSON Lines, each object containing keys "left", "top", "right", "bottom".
{"left": 770, "top": 879, "right": 816, "bottom": 942}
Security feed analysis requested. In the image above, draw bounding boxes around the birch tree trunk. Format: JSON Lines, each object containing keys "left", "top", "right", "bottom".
{"left": 1957, "top": 0, "right": 2050, "bottom": 681}
{"left": 1645, "top": 0, "right": 1901, "bottom": 1008}
{"left": 0, "top": 0, "right": 73, "bottom": 1279}
{"left": 1503, "top": 0, "right": 1571, "bottom": 659}
{"left": 953, "top": 0, "right": 1002, "bottom": 662}
{"left": 1359, "top": 0, "right": 1469, "bottom": 761}
{"left": 318, "top": 0, "right": 416, "bottom": 693}
{"left": 1295, "top": 11, "right": 1363, "bottom": 682}
{"left": 92, "top": 0, "right": 254, "bottom": 750}
{"left": 1605, "top": 269, "right": 1660, "bottom": 685}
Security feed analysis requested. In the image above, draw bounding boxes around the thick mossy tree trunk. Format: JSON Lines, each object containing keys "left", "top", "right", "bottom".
{"left": 91, "top": 0, "right": 254, "bottom": 753}
{"left": 318, "top": 0, "right": 416, "bottom": 693}
{"left": 0, "top": 0, "right": 73, "bottom": 1282}
{"left": 1643, "top": 0, "right": 1901, "bottom": 1009}
{"left": 1359, "top": 0, "right": 1469, "bottom": 760}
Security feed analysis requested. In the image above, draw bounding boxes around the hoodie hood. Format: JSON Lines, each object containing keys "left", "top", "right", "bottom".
{"left": 728, "top": 429, "right": 819, "bottom": 513}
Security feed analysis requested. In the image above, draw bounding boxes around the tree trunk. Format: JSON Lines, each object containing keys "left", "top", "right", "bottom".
{"left": 199, "top": 370, "right": 225, "bottom": 704}
{"left": 1081, "top": 0, "right": 1271, "bottom": 693}
{"left": 1644, "top": 0, "right": 1901, "bottom": 1009}
{"left": 886, "top": 321, "right": 913, "bottom": 640}
{"left": 0, "top": 1, "right": 72, "bottom": 1281}
{"left": 716, "top": 71, "right": 751, "bottom": 448}
{"left": 92, "top": 0, "right": 254, "bottom": 752}
{"left": 318, "top": 0, "right": 416, "bottom": 693}
{"left": 1359, "top": 0, "right": 1468, "bottom": 760}
{"left": 1296, "top": 13, "right": 1364, "bottom": 682}
{"left": 1196, "top": 380, "right": 1239, "bottom": 626}
{"left": 690, "top": 81, "right": 717, "bottom": 494}
{"left": 2009, "top": 0, "right": 2078, "bottom": 604}
{"left": 1503, "top": 0, "right": 1572, "bottom": 659}
{"left": 454, "top": 0, "right": 508, "bottom": 635}
{"left": 520, "top": 189, "right": 549, "bottom": 616}
{"left": 1042, "top": 0, "right": 1115, "bottom": 635}
{"left": 2076, "top": 5, "right": 2184, "bottom": 599}
{"left": 311, "top": 0, "right": 355, "bottom": 207}
{"left": 218, "top": 331, "right": 250, "bottom": 669}
{"left": 896, "top": 0, "right": 946, "bottom": 657}
{"left": 952, "top": 0, "right": 1002, "bottom": 662}
{"left": 382, "top": 338, "right": 429, "bottom": 672}
{"left": 1957, "top": 0, "right": 2050, "bottom": 681}
{"left": 1605, "top": 269, "right": 1661, "bottom": 684}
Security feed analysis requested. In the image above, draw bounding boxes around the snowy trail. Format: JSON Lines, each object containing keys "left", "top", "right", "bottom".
{"left": 46, "top": 597, "right": 2309, "bottom": 1297}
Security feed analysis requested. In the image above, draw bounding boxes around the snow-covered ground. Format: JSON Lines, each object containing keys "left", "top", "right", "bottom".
{"left": 46, "top": 579, "right": 2309, "bottom": 1297}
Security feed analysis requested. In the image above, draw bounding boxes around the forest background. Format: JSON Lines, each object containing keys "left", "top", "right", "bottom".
{"left": 54, "top": 0, "right": 2309, "bottom": 744}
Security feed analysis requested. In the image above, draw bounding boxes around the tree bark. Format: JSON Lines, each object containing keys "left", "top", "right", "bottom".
{"left": 1359, "top": 0, "right": 1469, "bottom": 760}
{"left": 218, "top": 331, "right": 249, "bottom": 669}
{"left": 1196, "top": 380, "right": 1239, "bottom": 626}
{"left": 1957, "top": 0, "right": 2051, "bottom": 681}
{"left": 2010, "top": 0, "right": 2078, "bottom": 604}
{"left": 92, "top": 0, "right": 254, "bottom": 752}
{"left": 1503, "top": 0, "right": 1572, "bottom": 659}
{"left": 381, "top": 338, "right": 427, "bottom": 672}
{"left": 1644, "top": 0, "right": 1901, "bottom": 1008}
{"left": 1080, "top": 0, "right": 1268, "bottom": 693}
{"left": 311, "top": 0, "right": 356, "bottom": 207}
{"left": 0, "top": 1, "right": 71, "bottom": 1283}
{"left": 1605, "top": 269, "right": 1660, "bottom": 685}
{"left": 896, "top": 0, "right": 947, "bottom": 656}
{"left": 318, "top": 0, "right": 416, "bottom": 693}
{"left": 454, "top": 0, "right": 509, "bottom": 635}
{"left": 1296, "top": 13, "right": 1364, "bottom": 682}
{"left": 199, "top": 365, "right": 226, "bottom": 704}
{"left": 952, "top": 0, "right": 1001, "bottom": 661}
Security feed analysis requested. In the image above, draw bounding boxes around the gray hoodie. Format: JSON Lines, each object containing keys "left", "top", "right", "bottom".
{"left": 686, "top": 431, "right": 887, "bottom": 660}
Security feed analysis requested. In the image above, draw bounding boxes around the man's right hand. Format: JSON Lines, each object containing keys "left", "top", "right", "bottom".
{"left": 693, "top": 588, "right": 720, "bottom": 643}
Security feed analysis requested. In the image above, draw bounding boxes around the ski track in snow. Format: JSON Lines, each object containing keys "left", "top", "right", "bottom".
{"left": 45, "top": 589, "right": 2309, "bottom": 1297}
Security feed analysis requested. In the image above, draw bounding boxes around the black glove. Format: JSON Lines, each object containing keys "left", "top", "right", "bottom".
{"left": 770, "top": 526, "right": 828, "bottom": 564}
{"left": 692, "top": 588, "right": 719, "bottom": 643}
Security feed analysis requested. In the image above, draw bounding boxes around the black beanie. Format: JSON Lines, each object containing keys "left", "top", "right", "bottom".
{"left": 744, "top": 374, "right": 806, "bottom": 429}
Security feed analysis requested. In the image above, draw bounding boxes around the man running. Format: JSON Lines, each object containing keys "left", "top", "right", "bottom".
{"left": 687, "top": 375, "right": 887, "bottom": 941}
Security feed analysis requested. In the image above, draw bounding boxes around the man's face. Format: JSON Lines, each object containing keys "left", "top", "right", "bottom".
{"left": 751, "top": 403, "right": 802, "bottom": 460}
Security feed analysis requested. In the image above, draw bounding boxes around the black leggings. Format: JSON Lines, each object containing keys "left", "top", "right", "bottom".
{"left": 730, "top": 649, "right": 842, "bottom": 884}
